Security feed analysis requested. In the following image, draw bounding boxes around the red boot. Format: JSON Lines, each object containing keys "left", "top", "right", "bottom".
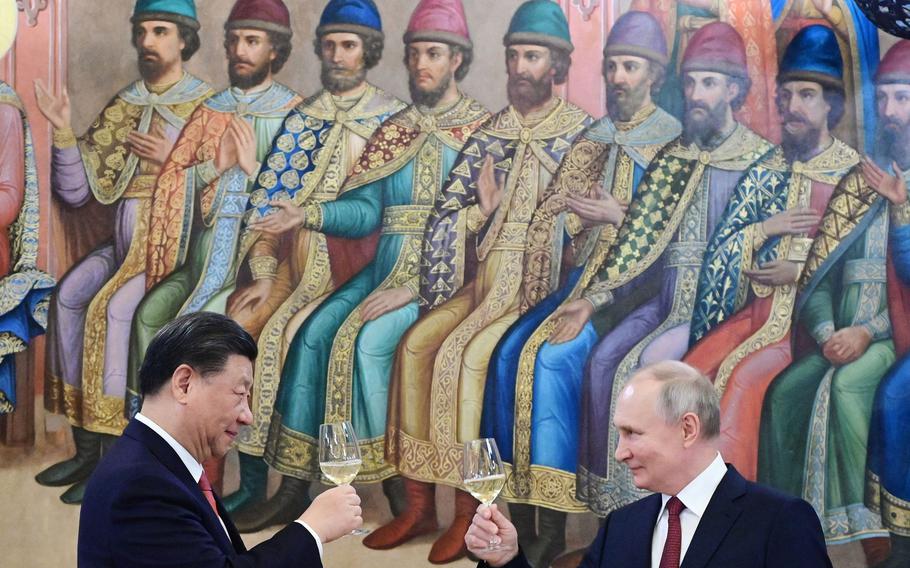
{"left": 428, "top": 490, "right": 478, "bottom": 564}
{"left": 363, "top": 479, "right": 438, "bottom": 549}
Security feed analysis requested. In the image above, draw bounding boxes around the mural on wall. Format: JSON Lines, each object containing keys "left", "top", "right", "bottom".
{"left": 3, "top": 0, "right": 910, "bottom": 565}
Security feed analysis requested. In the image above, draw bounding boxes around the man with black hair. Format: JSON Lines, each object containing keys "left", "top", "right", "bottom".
{"left": 36, "top": 0, "right": 213, "bottom": 505}
{"left": 124, "top": 0, "right": 303, "bottom": 469}
{"left": 78, "top": 312, "right": 362, "bottom": 567}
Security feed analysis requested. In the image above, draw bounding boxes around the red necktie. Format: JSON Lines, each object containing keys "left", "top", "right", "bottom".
{"left": 659, "top": 496, "right": 686, "bottom": 568}
{"left": 198, "top": 471, "right": 220, "bottom": 518}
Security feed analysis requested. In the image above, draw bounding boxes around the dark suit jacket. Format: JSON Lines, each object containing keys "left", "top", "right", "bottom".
{"left": 78, "top": 420, "right": 321, "bottom": 567}
{"left": 487, "top": 465, "right": 832, "bottom": 568}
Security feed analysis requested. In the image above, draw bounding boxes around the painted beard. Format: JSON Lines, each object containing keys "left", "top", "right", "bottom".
{"left": 682, "top": 99, "right": 728, "bottom": 149}
{"left": 878, "top": 117, "right": 910, "bottom": 170}
{"left": 607, "top": 82, "right": 649, "bottom": 122}
{"left": 228, "top": 57, "right": 271, "bottom": 90}
{"left": 507, "top": 73, "right": 553, "bottom": 114}
{"left": 137, "top": 50, "right": 173, "bottom": 83}
{"left": 409, "top": 72, "right": 452, "bottom": 108}
{"left": 321, "top": 62, "right": 367, "bottom": 94}
{"left": 780, "top": 115, "right": 824, "bottom": 163}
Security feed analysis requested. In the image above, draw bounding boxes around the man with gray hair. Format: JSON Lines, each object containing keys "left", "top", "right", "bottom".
{"left": 466, "top": 360, "right": 833, "bottom": 567}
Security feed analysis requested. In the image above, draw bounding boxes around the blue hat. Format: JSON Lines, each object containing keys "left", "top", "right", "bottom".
{"left": 604, "top": 11, "right": 668, "bottom": 67}
{"left": 779, "top": 25, "right": 843, "bottom": 89}
{"left": 132, "top": 0, "right": 199, "bottom": 30}
{"left": 504, "top": 0, "right": 573, "bottom": 53}
{"left": 317, "top": 0, "right": 383, "bottom": 40}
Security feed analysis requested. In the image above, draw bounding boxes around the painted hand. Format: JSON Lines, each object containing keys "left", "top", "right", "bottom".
{"left": 760, "top": 207, "right": 821, "bottom": 237}
{"left": 822, "top": 326, "right": 872, "bottom": 365}
{"left": 566, "top": 193, "right": 628, "bottom": 228}
{"left": 743, "top": 260, "right": 801, "bottom": 286}
{"left": 33, "top": 80, "right": 71, "bottom": 131}
{"left": 227, "top": 278, "right": 274, "bottom": 316}
{"left": 862, "top": 157, "right": 907, "bottom": 205}
{"left": 360, "top": 287, "right": 414, "bottom": 322}
{"left": 549, "top": 299, "right": 595, "bottom": 344}
{"left": 477, "top": 155, "right": 504, "bottom": 217}
{"left": 248, "top": 200, "right": 306, "bottom": 235}
{"left": 127, "top": 123, "right": 174, "bottom": 167}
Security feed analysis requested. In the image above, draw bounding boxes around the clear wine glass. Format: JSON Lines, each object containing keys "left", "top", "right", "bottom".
{"left": 463, "top": 438, "right": 506, "bottom": 551}
{"left": 318, "top": 421, "right": 369, "bottom": 536}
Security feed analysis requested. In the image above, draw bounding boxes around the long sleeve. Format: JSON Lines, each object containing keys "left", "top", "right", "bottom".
{"left": 50, "top": 128, "right": 93, "bottom": 208}
{"left": 308, "top": 179, "right": 383, "bottom": 238}
{"left": 0, "top": 105, "right": 25, "bottom": 228}
{"left": 100, "top": 473, "right": 322, "bottom": 568}
{"left": 801, "top": 264, "right": 838, "bottom": 345}
{"left": 764, "top": 498, "right": 833, "bottom": 568}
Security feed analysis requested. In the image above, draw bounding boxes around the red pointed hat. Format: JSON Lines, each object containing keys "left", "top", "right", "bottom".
{"left": 404, "top": 0, "right": 472, "bottom": 49}
{"left": 225, "top": 0, "right": 292, "bottom": 37}
{"left": 877, "top": 40, "right": 910, "bottom": 85}
{"left": 681, "top": 21, "right": 748, "bottom": 79}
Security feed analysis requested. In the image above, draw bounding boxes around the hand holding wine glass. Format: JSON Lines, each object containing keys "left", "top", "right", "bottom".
{"left": 463, "top": 438, "right": 507, "bottom": 551}
{"left": 319, "top": 421, "right": 369, "bottom": 536}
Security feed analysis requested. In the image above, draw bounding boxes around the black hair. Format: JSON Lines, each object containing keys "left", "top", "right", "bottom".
{"left": 728, "top": 75, "right": 751, "bottom": 112}
{"left": 139, "top": 312, "right": 257, "bottom": 398}
{"left": 822, "top": 85, "right": 846, "bottom": 129}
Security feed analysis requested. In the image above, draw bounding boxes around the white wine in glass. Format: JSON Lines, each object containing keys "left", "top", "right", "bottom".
{"left": 463, "top": 438, "right": 506, "bottom": 551}
{"left": 318, "top": 421, "right": 369, "bottom": 536}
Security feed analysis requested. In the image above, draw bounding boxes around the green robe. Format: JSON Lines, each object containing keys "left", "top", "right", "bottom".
{"left": 759, "top": 201, "right": 892, "bottom": 543}
{"left": 263, "top": 96, "right": 491, "bottom": 482}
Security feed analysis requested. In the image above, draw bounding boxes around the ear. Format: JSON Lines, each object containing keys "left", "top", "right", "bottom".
{"left": 451, "top": 50, "right": 464, "bottom": 76}
{"left": 680, "top": 412, "right": 701, "bottom": 448}
{"left": 171, "top": 364, "right": 195, "bottom": 405}
{"left": 725, "top": 79, "right": 740, "bottom": 105}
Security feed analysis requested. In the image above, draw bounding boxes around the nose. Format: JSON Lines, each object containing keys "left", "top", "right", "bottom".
{"left": 239, "top": 399, "right": 253, "bottom": 426}
{"left": 882, "top": 97, "right": 897, "bottom": 120}
{"left": 615, "top": 439, "right": 631, "bottom": 462}
{"left": 331, "top": 47, "right": 344, "bottom": 65}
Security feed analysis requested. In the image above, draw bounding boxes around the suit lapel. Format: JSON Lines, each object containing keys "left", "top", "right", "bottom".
{"left": 618, "top": 494, "right": 662, "bottom": 568}
{"left": 124, "top": 420, "right": 237, "bottom": 555}
{"left": 680, "top": 466, "right": 746, "bottom": 568}
{"left": 216, "top": 493, "right": 247, "bottom": 553}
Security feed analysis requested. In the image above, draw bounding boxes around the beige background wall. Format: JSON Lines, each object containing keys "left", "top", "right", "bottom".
{"left": 67, "top": 0, "right": 531, "bottom": 133}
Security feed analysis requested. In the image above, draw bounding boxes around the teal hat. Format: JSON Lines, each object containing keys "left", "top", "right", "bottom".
{"left": 132, "top": 0, "right": 199, "bottom": 30}
{"left": 504, "top": 0, "right": 573, "bottom": 53}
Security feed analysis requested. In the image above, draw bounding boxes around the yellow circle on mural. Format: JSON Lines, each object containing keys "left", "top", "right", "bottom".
{"left": 0, "top": 0, "right": 17, "bottom": 60}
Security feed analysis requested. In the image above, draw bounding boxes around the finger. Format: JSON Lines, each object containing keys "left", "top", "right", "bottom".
{"left": 63, "top": 86, "right": 69, "bottom": 103}
{"left": 894, "top": 162, "right": 904, "bottom": 178}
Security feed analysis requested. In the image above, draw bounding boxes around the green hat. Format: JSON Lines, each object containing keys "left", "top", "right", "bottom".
{"left": 504, "top": 0, "right": 573, "bottom": 53}
{"left": 132, "top": 0, "right": 200, "bottom": 31}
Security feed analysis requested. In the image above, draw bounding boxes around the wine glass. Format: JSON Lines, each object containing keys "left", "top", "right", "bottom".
{"left": 463, "top": 438, "right": 506, "bottom": 551}
{"left": 318, "top": 421, "right": 369, "bottom": 536}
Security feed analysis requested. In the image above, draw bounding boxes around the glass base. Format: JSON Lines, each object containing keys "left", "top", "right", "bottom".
{"left": 351, "top": 528, "right": 371, "bottom": 536}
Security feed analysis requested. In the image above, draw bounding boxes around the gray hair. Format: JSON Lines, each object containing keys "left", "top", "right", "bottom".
{"left": 631, "top": 361, "right": 721, "bottom": 438}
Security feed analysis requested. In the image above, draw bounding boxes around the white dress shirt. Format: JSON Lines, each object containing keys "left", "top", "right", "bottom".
{"left": 135, "top": 413, "right": 323, "bottom": 558}
{"left": 650, "top": 452, "right": 728, "bottom": 566}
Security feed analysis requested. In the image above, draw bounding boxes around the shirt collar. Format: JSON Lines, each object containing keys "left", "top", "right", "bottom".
{"left": 660, "top": 452, "right": 727, "bottom": 519}
{"left": 135, "top": 412, "right": 204, "bottom": 483}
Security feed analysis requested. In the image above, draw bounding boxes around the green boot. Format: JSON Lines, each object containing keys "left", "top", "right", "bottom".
{"left": 233, "top": 476, "right": 311, "bottom": 533}
{"left": 36, "top": 427, "right": 102, "bottom": 487}
{"left": 525, "top": 507, "right": 567, "bottom": 568}
{"left": 222, "top": 452, "right": 269, "bottom": 514}
{"left": 58, "top": 433, "right": 118, "bottom": 505}
{"left": 382, "top": 475, "right": 408, "bottom": 518}
{"left": 508, "top": 503, "right": 538, "bottom": 551}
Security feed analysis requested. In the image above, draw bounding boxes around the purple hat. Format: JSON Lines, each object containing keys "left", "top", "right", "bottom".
{"left": 604, "top": 11, "right": 668, "bottom": 67}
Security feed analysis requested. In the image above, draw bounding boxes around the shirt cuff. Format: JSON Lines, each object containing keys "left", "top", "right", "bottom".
{"left": 891, "top": 201, "right": 910, "bottom": 228}
{"left": 582, "top": 283, "right": 613, "bottom": 311}
{"left": 249, "top": 256, "right": 278, "bottom": 280}
{"left": 465, "top": 204, "right": 488, "bottom": 233}
{"left": 302, "top": 203, "right": 324, "bottom": 232}
{"left": 295, "top": 520, "right": 324, "bottom": 560}
{"left": 53, "top": 127, "right": 77, "bottom": 149}
{"left": 197, "top": 159, "right": 220, "bottom": 187}
{"left": 812, "top": 321, "right": 835, "bottom": 345}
